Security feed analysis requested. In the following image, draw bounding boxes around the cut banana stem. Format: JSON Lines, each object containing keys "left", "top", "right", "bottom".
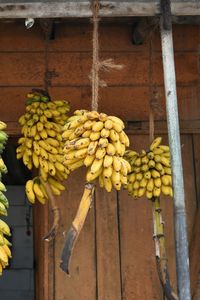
{"left": 40, "top": 178, "right": 60, "bottom": 242}
{"left": 152, "top": 197, "right": 178, "bottom": 300}
{"left": 60, "top": 183, "right": 95, "bottom": 274}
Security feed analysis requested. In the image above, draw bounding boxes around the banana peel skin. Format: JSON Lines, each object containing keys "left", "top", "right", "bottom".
{"left": 60, "top": 182, "right": 95, "bottom": 274}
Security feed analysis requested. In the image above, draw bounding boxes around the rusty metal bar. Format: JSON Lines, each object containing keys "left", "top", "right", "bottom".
{"left": 160, "top": 0, "right": 191, "bottom": 299}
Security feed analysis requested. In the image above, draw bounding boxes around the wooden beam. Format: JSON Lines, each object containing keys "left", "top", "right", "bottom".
{"left": 0, "top": 1, "right": 199, "bottom": 19}
{"left": 7, "top": 119, "right": 200, "bottom": 136}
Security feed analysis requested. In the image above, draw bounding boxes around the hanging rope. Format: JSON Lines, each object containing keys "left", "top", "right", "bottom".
{"left": 90, "top": 0, "right": 123, "bottom": 111}
{"left": 91, "top": 0, "right": 100, "bottom": 111}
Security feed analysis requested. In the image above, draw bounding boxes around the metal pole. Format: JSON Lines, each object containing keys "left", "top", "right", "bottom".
{"left": 160, "top": 1, "right": 191, "bottom": 299}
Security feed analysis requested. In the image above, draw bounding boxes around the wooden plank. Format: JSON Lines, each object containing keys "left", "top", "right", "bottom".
{"left": 180, "top": 135, "right": 197, "bottom": 241}
{"left": 119, "top": 135, "right": 163, "bottom": 300}
{"left": 152, "top": 24, "right": 200, "bottom": 52}
{"left": 0, "top": 85, "right": 200, "bottom": 125}
{"left": 95, "top": 187, "right": 121, "bottom": 300}
{"left": 54, "top": 168, "right": 96, "bottom": 300}
{"left": 190, "top": 134, "right": 200, "bottom": 296}
{"left": 48, "top": 52, "right": 149, "bottom": 86}
{"left": 0, "top": 85, "right": 199, "bottom": 125}
{"left": 0, "top": 53, "right": 44, "bottom": 86}
{"left": 126, "top": 120, "right": 200, "bottom": 135}
{"left": 152, "top": 52, "right": 199, "bottom": 85}
{"left": 0, "top": 1, "right": 199, "bottom": 18}
{"left": 6, "top": 119, "right": 200, "bottom": 137}
{"left": 0, "top": 52, "right": 197, "bottom": 88}
{"left": 0, "top": 22, "right": 198, "bottom": 53}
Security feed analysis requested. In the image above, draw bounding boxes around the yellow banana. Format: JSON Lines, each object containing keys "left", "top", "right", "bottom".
{"left": 103, "top": 166, "right": 113, "bottom": 178}
{"left": 103, "top": 155, "right": 113, "bottom": 168}
{"left": 92, "top": 121, "right": 104, "bottom": 132}
{"left": 148, "top": 160, "right": 155, "bottom": 168}
{"left": 113, "top": 156, "right": 121, "bottom": 172}
{"left": 153, "top": 187, "right": 161, "bottom": 197}
{"left": 0, "top": 220, "right": 11, "bottom": 236}
{"left": 91, "top": 159, "right": 103, "bottom": 174}
{"left": 36, "top": 122, "right": 44, "bottom": 132}
{"left": 74, "top": 148, "right": 88, "bottom": 159}
{"left": 68, "top": 159, "right": 84, "bottom": 171}
{"left": 159, "top": 145, "right": 170, "bottom": 152}
{"left": 103, "top": 177, "right": 112, "bottom": 192}
{"left": 140, "top": 177, "right": 147, "bottom": 188}
{"left": 99, "top": 175, "right": 104, "bottom": 188}
{"left": 135, "top": 173, "right": 143, "bottom": 181}
{"left": 2, "top": 244, "right": 11, "bottom": 259}
{"left": 154, "top": 177, "right": 162, "bottom": 188}
{"left": 95, "top": 148, "right": 106, "bottom": 160}
{"left": 128, "top": 173, "right": 136, "bottom": 183}
{"left": 100, "top": 128, "right": 110, "bottom": 138}
{"left": 98, "top": 138, "right": 109, "bottom": 148}
{"left": 0, "top": 247, "right": 8, "bottom": 264}
{"left": 119, "top": 131, "right": 129, "bottom": 147}
{"left": 48, "top": 161, "right": 56, "bottom": 176}
{"left": 138, "top": 188, "right": 146, "bottom": 197}
{"left": 46, "top": 138, "right": 59, "bottom": 148}
{"left": 151, "top": 170, "right": 160, "bottom": 178}
{"left": 108, "top": 116, "right": 124, "bottom": 129}
{"left": 146, "top": 190, "right": 153, "bottom": 199}
{"left": 147, "top": 178, "right": 154, "bottom": 191}
{"left": 109, "top": 129, "right": 119, "bottom": 142}
{"left": 150, "top": 137, "right": 162, "bottom": 151}
{"left": 104, "top": 119, "right": 113, "bottom": 130}
{"left": 106, "top": 143, "right": 116, "bottom": 156}
{"left": 86, "top": 167, "right": 103, "bottom": 182}
{"left": 33, "top": 181, "right": 44, "bottom": 198}
{"left": 90, "top": 131, "right": 101, "bottom": 141}
{"left": 88, "top": 141, "right": 98, "bottom": 155}
{"left": 55, "top": 162, "right": 65, "bottom": 173}
{"left": 48, "top": 177, "right": 65, "bottom": 191}
{"left": 40, "top": 167, "right": 48, "bottom": 181}
{"left": 160, "top": 156, "right": 170, "bottom": 167}
{"left": 82, "top": 130, "right": 92, "bottom": 138}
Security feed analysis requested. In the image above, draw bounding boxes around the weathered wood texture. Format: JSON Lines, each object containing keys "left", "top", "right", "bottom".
{"left": 0, "top": 21, "right": 199, "bottom": 299}
{"left": 0, "top": 1, "right": 199, "bottom": 18}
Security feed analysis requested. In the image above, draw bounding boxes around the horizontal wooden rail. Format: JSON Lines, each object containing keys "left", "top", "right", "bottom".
{"left": 6, "top": 119, "right": 200, "bottom": 136}
{"left": 0, "top": 1, "right": 199, "bottom": 18}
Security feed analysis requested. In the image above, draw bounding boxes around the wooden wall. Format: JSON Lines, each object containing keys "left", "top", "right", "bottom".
{"left": 0, "top": 20, "right": 199, "bottom": 299}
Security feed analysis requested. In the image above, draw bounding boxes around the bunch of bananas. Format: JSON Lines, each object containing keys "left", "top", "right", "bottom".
{"left": 124, "top": 137, "right": 173, "bottom": 199}
{"left": 0, "top": 219, "right": 12, "bottom": 276}
{"left": 0, "top": 121, "right": 8, "bottom": 155}
{"left": 25, "top": 176, "right": 66, "bottom": 204}
{"left": 0, "top": 121, "right": 12, "bottom": 275}
{"left": 16, "top": 91, "right": 70, "bottom": 204}
{"left": 62, "top": 110, "right": 131, "bottom": 192}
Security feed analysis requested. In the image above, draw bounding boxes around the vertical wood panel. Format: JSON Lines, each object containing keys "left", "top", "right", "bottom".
{"left": 119, "top": 135, "right": 163, "bottom": 300}
{"left": 180, "top": 135, "right": 197, "bottom": 241}
{"left": 95, "top": 187, "right": 121, "bottom": 300}
{"left": 54, "top": 168, "right": 96, "bottom": 300}
{"left": 190, "top": 134, "right": 200, "bottom": 296}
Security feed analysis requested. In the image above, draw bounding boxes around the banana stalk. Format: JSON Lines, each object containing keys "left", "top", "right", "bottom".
{"left": 152, "top": 197, "right": 178, "bottom": 300}
{"left": 40, "top": 178, "right": 60, "bottom": 242}
{"left": 60, "top": 183, "right": 95, "bottom": 274}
